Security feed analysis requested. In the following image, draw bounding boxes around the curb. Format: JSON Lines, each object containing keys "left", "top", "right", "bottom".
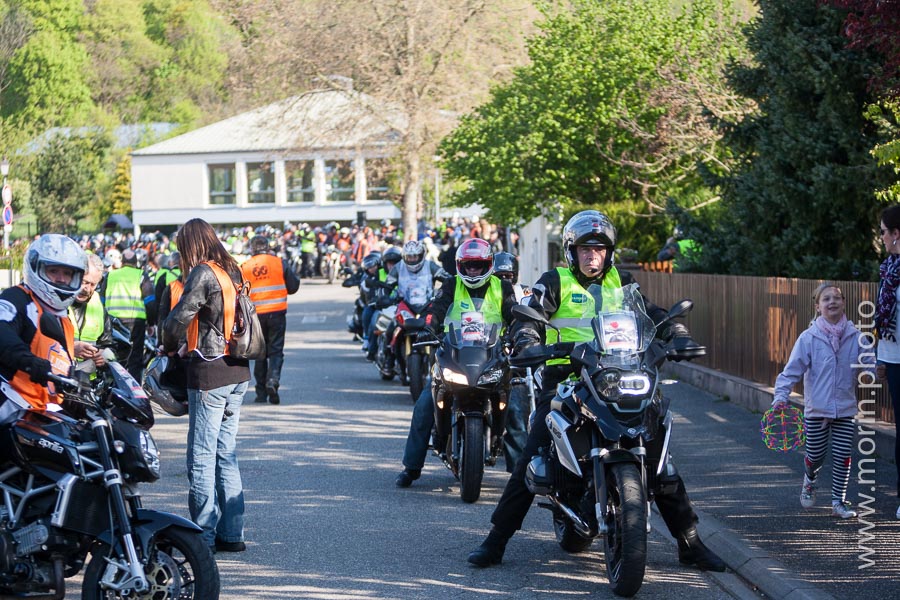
{"left": 650, "top": 505, "right": 837, "bottom": 600}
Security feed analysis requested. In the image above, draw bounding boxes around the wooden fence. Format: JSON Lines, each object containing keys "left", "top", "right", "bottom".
{"left": 630, "top": 271, "right": 892, "bottom": 423}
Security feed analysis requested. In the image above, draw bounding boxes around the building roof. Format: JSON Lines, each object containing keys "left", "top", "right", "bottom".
{"left": 132, "top": 89, "right": 406, "bottom": 157}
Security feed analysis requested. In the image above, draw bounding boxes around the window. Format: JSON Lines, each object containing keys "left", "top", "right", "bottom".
{"left": 286, "top": 160, "right": 315, "bottom": 203}
{"left": 208, "top": 164, "right": 235, "bottom": 205}
{"left": 247, "top": 162, "right": 275, "bottom": 204}
{"left": 324, "top": 159, "right": 355, "bottom": 202}
{"left": 366, "top": 158, "right": 391, "bottom": 201}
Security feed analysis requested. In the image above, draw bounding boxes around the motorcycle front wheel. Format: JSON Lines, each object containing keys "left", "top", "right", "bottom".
{"left": 407, "top": 353, "right": 426, "bottom": 403}
{"left": 82, "top": 526, "right": 220, "bottom": 600}
{"left": 459, "top": 416, "right": 485, "bottom": 503}
{"left": 603, "top": 462, "right": 647, "bottom": 598}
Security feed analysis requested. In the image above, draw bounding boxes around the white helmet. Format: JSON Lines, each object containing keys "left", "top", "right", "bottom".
{"left": 402, "top": 240, "right": 426, "bottom": 273}
{"left": 23, "top": 234, "right": 87, "bottom": 311}
{"left": 105, "top": 247, "right": 122, "bottom": 269}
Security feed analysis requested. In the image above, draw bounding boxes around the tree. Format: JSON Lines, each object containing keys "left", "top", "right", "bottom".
{"left": 692, "top": 0, "right": 893, "bottom": 279}
{"left": 28, "top": 131, "right": 112, "bottom": 234}
{"left": 825, "top": 0, "right": 900, "bottom": 96}
{"left": 438, "top": 0, "right": 747, "bottom": 258}
{"left": 212, "top": 0, "right": 538, "bottom": 239}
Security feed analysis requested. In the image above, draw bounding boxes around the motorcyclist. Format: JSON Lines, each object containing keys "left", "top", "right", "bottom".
{"left": 467, "top": 210, "right": 725, "bottom": 573}
{"left": 395, "top": 238, "right": 518, "bottom": 487}
{"left": 104, "top": 247, "right": 156, "bottom": 380}
{"left": 358, "top": 252, "right": 385, "bottom": 355}
{"left": 380, "top": 240, "right": 448, "bottom": 376}
{"left": 0, "top": 234, "right": 87, "bottom": 423}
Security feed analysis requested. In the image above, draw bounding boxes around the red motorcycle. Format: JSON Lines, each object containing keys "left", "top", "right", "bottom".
{"left": 388, "top": 297, "right": 433, "bottom": 402}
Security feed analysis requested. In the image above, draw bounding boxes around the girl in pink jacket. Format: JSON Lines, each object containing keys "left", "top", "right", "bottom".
{"left": 773, "top": 282, "right": 870, "bottom": 519}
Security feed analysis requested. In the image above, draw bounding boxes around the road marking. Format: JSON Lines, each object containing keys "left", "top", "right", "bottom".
{"left": 300, "top": 315, "right": 328, "bottom": 323}
{"left": 706, "top": 411, "right": 727, "bottom": 423}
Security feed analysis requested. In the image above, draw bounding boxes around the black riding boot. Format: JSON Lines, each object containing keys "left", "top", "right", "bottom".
{"left": 677, "top": 526, "right": 726, "bottom": 572}
{"left": 467, "top": 528, "right": 510, "bottom": 567}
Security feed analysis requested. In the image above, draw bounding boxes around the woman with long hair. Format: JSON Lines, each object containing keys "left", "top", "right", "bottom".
{"left": 161, "top": 218, "right": 250, "bottom": 552}
{"left": 876, "top": 204, "right": 900, "bottom": 520}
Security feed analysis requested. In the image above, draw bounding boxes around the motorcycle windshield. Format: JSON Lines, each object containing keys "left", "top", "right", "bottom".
{"left": 445, "top": 298, "right": 501, "bottom": 349}
{"left": 584, "top": 283, "right": 656, "bottom": 361}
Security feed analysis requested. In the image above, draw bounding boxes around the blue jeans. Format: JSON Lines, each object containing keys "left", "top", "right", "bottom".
{"left": 187, "top": 381, "right": 248, "bottom": 546}
{"left": 884, "top": 363, "right": 900, "bottom": 497}
{"left": 362, "top": 305, "right": 376, "bottom": 341}
{"left": 402, "top": 377, "right": 434, "bottom": 471}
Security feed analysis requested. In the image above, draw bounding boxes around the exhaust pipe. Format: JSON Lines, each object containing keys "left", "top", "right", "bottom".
{"left": 547, "top": 496, "right": 596, "bottom": 538}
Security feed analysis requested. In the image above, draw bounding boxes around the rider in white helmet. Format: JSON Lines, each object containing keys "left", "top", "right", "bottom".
{"left": 0, "top": 234, "right": 87, "bottom": 422}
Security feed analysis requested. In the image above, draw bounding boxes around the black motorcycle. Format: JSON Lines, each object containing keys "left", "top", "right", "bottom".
{"left": 429, "top": 301, "right": 509, "bottom": 503}
{"left": 110, "top": 315, "right": 156, "bottom": 368}
{"left": 510, "top": 283, "right": 697, "bottom": 597}
{"left": 0, "top": 362, "right": 219, "bottom": 599}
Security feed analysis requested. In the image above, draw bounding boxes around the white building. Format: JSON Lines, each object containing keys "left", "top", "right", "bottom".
{"left": 130, "top": 89, "right": 404, "bottom": 231}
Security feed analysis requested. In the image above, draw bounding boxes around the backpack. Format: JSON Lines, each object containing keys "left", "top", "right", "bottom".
{"left": 204, "top": 262, "right": 267, "bottom": 361}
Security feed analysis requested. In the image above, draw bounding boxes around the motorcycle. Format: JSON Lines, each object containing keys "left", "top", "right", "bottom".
{"left": 322, "top": 244, "right": 343, "bottom": 284}
{"left": 110, "top": 315, "right": 156, "bottom": 369}
{"left": 387, "top": 297, "right": 432, "bottom": 402}
{"left": 509, "top": 283, "right": 697, "bottom": 597}
{"left": 0, "top": 360, "right": 219, "bottom": 598}
{"left": 428, "top": 300, "right": 509, "bottom": 503}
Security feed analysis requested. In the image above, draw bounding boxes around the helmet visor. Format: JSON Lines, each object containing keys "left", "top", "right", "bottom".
{"left": 38, "top": 261, "right": 82, "bottom": 293}
{"left": 459, "top": 258, "right": 492, "bottom": 278}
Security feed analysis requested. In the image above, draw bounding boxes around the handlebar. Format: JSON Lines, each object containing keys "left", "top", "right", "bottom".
{"left": 508, "top": 342, "right": 576, "bottom": 368}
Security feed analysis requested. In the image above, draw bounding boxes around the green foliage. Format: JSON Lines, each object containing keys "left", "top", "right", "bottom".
{"left": 869, "top": 100, "right": 900, "bottom": 203}
{"left": 3, "top": 29, "right": 94, "bottom": 128}
{"left": 692, "top": 0, "right": 893, "bottom": 279}
{"left": 28, "top": 131, "right": 112, "bottom": 234}
{"left": 438, "top": 0, "right": 745, "bottom": 259}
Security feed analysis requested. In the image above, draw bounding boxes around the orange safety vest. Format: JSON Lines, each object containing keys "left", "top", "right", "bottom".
{"left": 240, "top": 254, "right": 288, "bottom": 314}
{"left": 186, "top": 262, "right": 237, "bottom": 356}
{"left": 169, "top": 279, "right": 184, "bottom": 308}
{"left": 10, "top": 287, "right": 75, "bottom": 410}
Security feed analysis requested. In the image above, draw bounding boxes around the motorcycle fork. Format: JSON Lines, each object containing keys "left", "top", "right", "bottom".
{"left": 591, "top": 429, "right": 609, "bottom": 534}
{"left": 92, "top": 419, "right": 150, "bottom": 594}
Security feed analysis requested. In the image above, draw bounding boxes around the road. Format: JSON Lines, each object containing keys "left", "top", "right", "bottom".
{"left": 75, "top": 279, "right": 761, "bottom": 599}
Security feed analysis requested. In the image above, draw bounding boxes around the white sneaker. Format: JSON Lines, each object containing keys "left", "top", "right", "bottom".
{"left": 832, "top": 501, "right": 857, "bottom": 519}
{"left": 895, "top": 504, "right": 900, "bottom": 519}
{"left": 800, "top": 474, "right": 816, "bottom": 508}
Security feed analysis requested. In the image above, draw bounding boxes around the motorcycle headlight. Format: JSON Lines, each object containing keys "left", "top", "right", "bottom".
{"left": 618, "top": 374, "right": 650, "bottom": 395}
{"left": 139, "top": 430, "right": 161, "bottom": 479}
{"left": 442, "top": 368, "right": 468, "bottom": 385}
{"left": 477, "top": 368, "right": 505, "bottom": 385}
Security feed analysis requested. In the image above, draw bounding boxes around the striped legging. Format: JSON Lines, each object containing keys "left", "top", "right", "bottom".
{"left": 804, "top": 416, "right": 855, "bottom": 503}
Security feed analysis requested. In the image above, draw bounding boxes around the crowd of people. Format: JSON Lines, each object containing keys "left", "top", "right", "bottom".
{"left": 1, "top": 204, "right": 899, "bottom": 592}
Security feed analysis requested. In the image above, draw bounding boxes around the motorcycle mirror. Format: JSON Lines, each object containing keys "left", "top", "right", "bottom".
{"left": 667, "top": 299, "right": 693, "bottom": 320}
{"left": 512, "top": 305, "right": 552, "bottom": 327}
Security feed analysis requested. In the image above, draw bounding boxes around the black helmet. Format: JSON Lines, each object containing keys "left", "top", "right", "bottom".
{"left": 250, "top": 235, "right": 269, "bottom": 255}
{"left": 562, "top": 210, "right": 616, "bottom": 276}
{"left": 142, "top": 356, "right": 188, "bottom": 417}
{"left": 493, "top": 252, "right": 518, "bottom": 284}
{"left": 361, "top": 252, "right": 382, "bottom": 271}
{"left": 382, "top": 246, "right": 402, "bottom": 268}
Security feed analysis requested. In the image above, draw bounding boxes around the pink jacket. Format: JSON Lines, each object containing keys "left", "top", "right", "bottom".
{"left": 773, "top": 321, "right": 872, "bottom": 419}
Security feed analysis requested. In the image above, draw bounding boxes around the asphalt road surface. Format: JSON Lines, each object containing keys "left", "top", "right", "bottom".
{"left": 71, "top": 278, "right": 761, "bottom": 599}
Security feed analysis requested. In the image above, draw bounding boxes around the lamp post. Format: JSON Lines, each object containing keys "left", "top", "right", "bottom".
{"left": 433, "top": 156, "right": 441, "bottom": 226}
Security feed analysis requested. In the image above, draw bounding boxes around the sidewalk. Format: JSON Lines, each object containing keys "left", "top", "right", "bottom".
{"left": 659, "top": 365, "right": 900, "bottom": 600}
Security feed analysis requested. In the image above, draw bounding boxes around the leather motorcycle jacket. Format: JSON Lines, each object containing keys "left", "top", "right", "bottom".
{"left": 161, "top": 263, "right": 242, "bottom": 359}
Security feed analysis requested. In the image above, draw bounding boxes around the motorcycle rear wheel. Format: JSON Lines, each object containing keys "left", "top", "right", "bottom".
{"left": 554, "top": 510, "right": 593, "bottom": 553}
{"left": 603, "top": 462, "right": 647, "bottom": 598}
{"left": 459, "top": 417, "right": 485, "bottom": 503}
{"left": 82, "top": 526, "right": 220, "bottom": 600}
